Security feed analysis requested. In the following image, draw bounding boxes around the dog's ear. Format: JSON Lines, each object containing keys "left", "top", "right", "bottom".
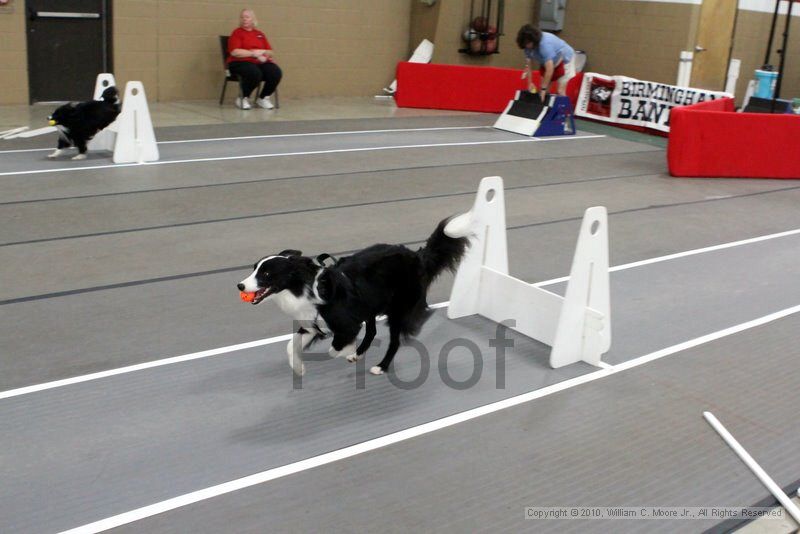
{"left": 101, "top": 86, "right": 118, "bottom": 101}
{"left": 279, "top": 249, "right": 302, "bottom": 257}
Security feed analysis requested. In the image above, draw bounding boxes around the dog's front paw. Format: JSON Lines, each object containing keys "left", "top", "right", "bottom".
{"left": 48, "top": 149, "right": 63, "bottom": 159}
{"left": 328, "top": 346, "right": 339, "bottom": 358}
{"left": 71, "top": 153, "right": 87, "bottom": 161}
{"left": 287, "top": 340, "right": 305, "bottom": 375}
{"left": 369, "top": 366, "right": 385, "bottom": 375}
{"left": 346, "top": 354, "right": 361, "bottom": 363}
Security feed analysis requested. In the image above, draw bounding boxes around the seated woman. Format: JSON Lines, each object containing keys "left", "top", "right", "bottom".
{"left": 227, "top": 9, "right": 282, "bottom": 110}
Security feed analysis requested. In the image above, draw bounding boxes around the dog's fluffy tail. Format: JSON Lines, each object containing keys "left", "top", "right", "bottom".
{"left": 418, "top": 217, "right": 470, "bottom": 285}
{"left": 389, "top": 218, "right": 469, "bottom": 339}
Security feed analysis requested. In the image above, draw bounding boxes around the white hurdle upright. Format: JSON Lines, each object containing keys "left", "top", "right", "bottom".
{"left": 113, "top": 81, "right": 159, "bottom": 164}
{"left": 92, "top": 73, "right": 117, "bottom": 100}
{"left": 445, "top": 176, "right": 611, "bottom": 368}
{"left": 88, "top": 73, "right": 118, "bottom": 153}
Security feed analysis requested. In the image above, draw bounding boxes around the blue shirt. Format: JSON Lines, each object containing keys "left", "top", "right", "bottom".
{"left": 524, "top": 32, "right": 574, "bottom": 65}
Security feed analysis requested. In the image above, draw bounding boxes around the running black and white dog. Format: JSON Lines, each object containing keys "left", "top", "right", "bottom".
{"left": 47, "top": 86, "right": 121, "bottom": 160}
{"left": 238, "top": 218, "right": 470, "bottom": 376}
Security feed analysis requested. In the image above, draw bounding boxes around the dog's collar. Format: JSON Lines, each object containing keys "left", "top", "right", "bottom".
{"left": 313, "top": 253, "right": 337, "bottom": 267}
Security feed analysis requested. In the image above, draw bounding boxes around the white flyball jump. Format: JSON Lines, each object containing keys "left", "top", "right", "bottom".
{"left": 113, "top": 81, "right": 159, "bottom": 164}
{"left": 89, "top": 74, "right": 159, "bottom": 163}
{"left": 445, "top": 176, "right": 611, "bottom": 368}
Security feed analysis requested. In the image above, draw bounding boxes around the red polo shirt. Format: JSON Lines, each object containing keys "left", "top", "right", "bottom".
{"left": 227, "top": 27, "right": 272, "bottom": 64}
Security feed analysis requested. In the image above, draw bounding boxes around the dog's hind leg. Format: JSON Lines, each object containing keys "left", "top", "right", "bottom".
{"left": 72, "top": 140, "right": 88, "bottom": 160}
{"left": 48, "top": 137, "right": 70, "bottom": 159}
{"left": 351, "top": 317, "right": 377, "bottom": 362}
{"left": 370, "top": 323, "right": 400, "bottom": 375}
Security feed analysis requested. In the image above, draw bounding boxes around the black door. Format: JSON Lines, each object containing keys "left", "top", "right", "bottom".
{"left": 25, "top": 0, "right": 112, "bottom": 103}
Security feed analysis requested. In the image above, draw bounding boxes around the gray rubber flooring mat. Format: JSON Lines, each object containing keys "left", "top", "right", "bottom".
{"left": 1, "top": 232, "right": 798, "bottom": 532}
{"left": 3, "top": 155, "right": 798, "bottom": 303}
{"left": 120, "top": 313, "right": 800, "bottom": 534}
{"left": 0, "top": 150, "right": 661, "bottom": 245}
{"left": 3, "top": 186, "right": 800, "bottom": 391}
{"left": 0, "top": 126, "right": 604, "bottom": 176}
{"left": 0, "top": 134, "right": 655, "bottom": 204}
{"left": 0, "top": 114, "right": 495, "bottom": 150}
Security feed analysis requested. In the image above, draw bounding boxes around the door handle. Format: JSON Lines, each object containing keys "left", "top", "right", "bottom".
{"left": 34, "top": 11, "right": 101, "bottom": 19}
{"left": 694, "top": 45, "right": 707, "bottom": 53}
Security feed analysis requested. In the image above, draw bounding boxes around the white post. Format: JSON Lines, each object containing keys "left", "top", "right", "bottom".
{"left": 446, "top": 176, "right": 509, "bottom": 319}
{"left": 550, "top": 206, "right": 610, "bottom": 367}
{"left": 113, "top": 81, "right": 159, "bottom": 164}
{"left": 725, "top": 59, "right": 740, "bottom": 96}
{"left": 92, "top": 73, "right": 117, "bottom": 100}
{"left": 677, "top": 51, "right": 693, "bottom": 87}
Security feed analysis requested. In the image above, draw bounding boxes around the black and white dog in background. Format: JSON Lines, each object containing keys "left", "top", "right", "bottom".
{"left": 47, "top": 86, "right": 121, "bottom": 160}
{"left": 238, "top": 217, "right": 470, "bottom": 376}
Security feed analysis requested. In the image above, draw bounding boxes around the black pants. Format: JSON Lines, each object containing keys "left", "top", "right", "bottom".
{"left": 228, "top": 61, "right": 282, "bottom": 99}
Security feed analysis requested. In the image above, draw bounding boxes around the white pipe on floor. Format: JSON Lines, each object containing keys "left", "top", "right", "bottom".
{"left": 0, "top": 126, "right": 29, "bottom": 139}
{"left": 703, "top": 412, "right": 800, "bottom": 526}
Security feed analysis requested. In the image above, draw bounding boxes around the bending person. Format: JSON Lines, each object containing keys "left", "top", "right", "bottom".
{"left": 517, "top": 24, "right": 575, "bottom": 101}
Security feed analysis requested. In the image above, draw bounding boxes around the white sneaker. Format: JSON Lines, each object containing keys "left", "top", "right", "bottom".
{"left": 256, "top": 96, "right": 274, "bottom": 109}
{"left": 235, "top": 97, "right": 252, "bottom": 110}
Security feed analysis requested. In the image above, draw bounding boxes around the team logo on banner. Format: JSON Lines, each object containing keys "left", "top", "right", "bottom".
{"left": 587, "top": 78, "right": 615, "bottom": 118}
{"left": 576, "top": 73, "right": 731, "bottom": 132}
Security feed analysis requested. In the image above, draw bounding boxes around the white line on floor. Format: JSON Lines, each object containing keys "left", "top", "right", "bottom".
{"left": 0, "top": 126, "right": 493, "bottom": 154}
{"left": 0, "top": 146, "right": 57, "bottom": 154}
{"left": 0, "top": 135, "right": 605, "bottom": 177}
{"left": 59, "top": 302, "right": 800, "bottom": 534}
{"left": 0, "top": 334, "right": 292, "bottom": 401}
{"left": 612, "top": 304, "right": 800, "bottom": 372}
{"left": 1, "top": 225, "right": 797, "bottom": 402}
{"left": 536, "top": 227, "right": 800, "bottom": 287}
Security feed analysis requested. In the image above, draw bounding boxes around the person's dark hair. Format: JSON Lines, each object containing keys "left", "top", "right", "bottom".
{"left": 516, "top": 24, "right": 541, "bottom": 49}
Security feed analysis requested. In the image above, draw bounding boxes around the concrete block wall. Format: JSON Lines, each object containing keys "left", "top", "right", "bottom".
{"left": 559, "top": 0, "right": 700, "bottom": 85}
{"left": 1, "top": 0, "right": 797, "bottom": 105}
{"left": 113, "top": 0, "right": 412, "bottom": 102}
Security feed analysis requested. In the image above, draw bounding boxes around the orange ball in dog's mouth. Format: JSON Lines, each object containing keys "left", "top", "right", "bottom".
{"left": 241, "top": 288, "right": 270, "bottom": 304}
